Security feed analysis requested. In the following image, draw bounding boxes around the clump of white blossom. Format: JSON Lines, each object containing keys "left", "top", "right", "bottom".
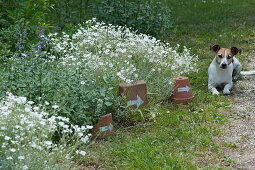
{"left": 48, "top": 18, "right": 199, "bottom": 99}
{"left": 0, "top": 92, "right": 92, "bottom": 169}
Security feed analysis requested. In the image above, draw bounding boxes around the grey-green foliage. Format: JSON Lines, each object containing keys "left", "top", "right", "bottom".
{"left": 0, "top": 50, "right": 117, "bottom": 127}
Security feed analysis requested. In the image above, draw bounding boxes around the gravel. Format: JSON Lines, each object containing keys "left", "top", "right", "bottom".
{"left": 220, "top": 55, "right": 255, "bottom": 169}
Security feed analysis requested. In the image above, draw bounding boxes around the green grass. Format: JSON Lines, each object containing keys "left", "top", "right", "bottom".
{"left": 85, "top": 102, "right": 228, "bottom": 169}
{"left": 82, "top": 0, "right": 255, "bottom": 169}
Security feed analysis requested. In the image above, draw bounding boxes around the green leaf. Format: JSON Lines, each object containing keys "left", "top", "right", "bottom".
{"left": 105, "top": 101, "right": 113, "bottom": 106}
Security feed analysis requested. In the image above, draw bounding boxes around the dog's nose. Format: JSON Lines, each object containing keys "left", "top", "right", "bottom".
{"left": 221, "top": 63, "right": 227, "bottom": 68}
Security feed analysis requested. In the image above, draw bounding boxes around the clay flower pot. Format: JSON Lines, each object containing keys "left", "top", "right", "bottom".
{"left": 91, "top": 113, "right": 114, "bottom": 139}
{"left": 118, "top": 80, "right": 147, "bottom": 109}
{"left": 171, "top": 76, "right": 194, "bottom": 104}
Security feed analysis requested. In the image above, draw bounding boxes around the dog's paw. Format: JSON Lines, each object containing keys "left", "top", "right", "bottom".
{"left": 223, "top": 89, "right": 231, "bottom": 95}
{"left": 212, "top": 91, "right": 219, "bottom": 95}
{"left": 233, "top": 76, "right": 238, "bottom": 81}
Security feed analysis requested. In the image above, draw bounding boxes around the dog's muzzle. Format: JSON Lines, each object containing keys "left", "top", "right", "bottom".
{"left": 220, "top": 63, "right": 227, "bottom": 69}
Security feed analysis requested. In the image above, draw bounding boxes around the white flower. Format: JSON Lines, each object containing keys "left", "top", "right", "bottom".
{"left": 80, "top": 81, "right": 86, "bottom": 85}
{"left": 33, "top": 107, "right": 40, "bottom": 111}
{"left": 86, "top": 125, "right": 93, "bottom": 129}
{"left": 18, "top": 156, "right": 25, "bottom": 160}
{"left": 116, "top": 72, "right": 121, "bottom": 77}
{"left": 45, "top": 101, "right": 50, "bottom": 105}
{"left": 22, "top": 165, "right": 29, "bottom": 170}
{"left": 1, "top": 127, "right": 7, "bottom": 130}
{"left": 78, "top": 132, "right": 83, "bottom": 137}
{"left": 44, "top": 141, "right": 52, "bottom": 146}
{"left": 65, "top": 154, "right": 71, "bottom": 159}
{"left": 76, "top": 150, "right": 86, "bottom": 156}
{"left": 4, "top": 136, "right": 11, "bottom": 140}
{"left": 7, "top": 156, "right": 13, "bottom": 160}
{"left": 10, "top": 148, "right": 16, "bottom": 152}
{"left": 151, "top": 113, "right": 156, "bottom": 118}
{"left": 27, "top": 101, "right": 34, "bottom": 105}
{"left": 52, "top": 105, "right": 59, "bottom": 109}
{"left": 15, "top": 97, "right": 27, "bottom": 104}
{"left": 25, "top": 107, "right": 31, "bottom": 112}
{"left": 81, "top": 136, "right": 89, "bottom": 144}
{"left": 58, "top": 122, "right": 65, "bottom": 127}
{"left": 80, "top": 150, "right": 86, "bottom": 156}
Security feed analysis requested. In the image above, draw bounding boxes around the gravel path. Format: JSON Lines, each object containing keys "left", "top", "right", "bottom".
{"left": 220, "top": 54, "right": 255, "bottom": 169}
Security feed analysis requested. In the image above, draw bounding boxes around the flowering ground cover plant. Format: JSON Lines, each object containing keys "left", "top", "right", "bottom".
{"left": 0, "top": 18, "right": 199, "bottom": 128}
{"left": 1, "top": 19, "right": 198, "bottom": 128}
{"left": 0, "top": 92, "right": 91, "bottom": 169}
{"left": 49, "top": 19, "right": 199, "bottom": 101}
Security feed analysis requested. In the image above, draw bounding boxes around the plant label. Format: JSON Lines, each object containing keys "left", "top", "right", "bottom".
{"left": 177, "top": 86, "right": 190, "bottom": 92}
{"left": 91, "top": 113, "right": 114, "bottom": 139}
{"left": 118, "top": 80, "right": 147, "bottom": 109}
{"left": 100, "top": 123, "right": 113, "bottom": 132}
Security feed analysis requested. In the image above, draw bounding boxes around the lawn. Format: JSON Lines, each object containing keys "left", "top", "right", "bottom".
{"left": 1, "top": 0, "right": 255, "bottom": 169}
{"left": 82, "top": 0, "right": 255, "bottom": 169}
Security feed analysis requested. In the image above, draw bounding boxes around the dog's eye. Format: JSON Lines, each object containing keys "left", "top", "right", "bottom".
{"left": 218, "top": 54, "right": 223, "bottom": 58}
{"left": 227, "top": 55, "right": 232, "bottom": 59}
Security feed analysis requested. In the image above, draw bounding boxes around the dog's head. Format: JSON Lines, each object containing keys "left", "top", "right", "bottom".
{"left": 211, "top": 44, "right": 241, "bottom": 69}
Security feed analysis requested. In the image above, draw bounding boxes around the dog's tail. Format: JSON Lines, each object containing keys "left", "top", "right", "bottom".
{"left": 240, "top": 70, "right": 255, "bottom": 76}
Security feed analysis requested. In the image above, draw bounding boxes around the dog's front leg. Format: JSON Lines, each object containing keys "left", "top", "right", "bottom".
{"left": 223, "top": 82, "right": 233, "bottom": 95}
{"left": 208, "top": 84, "right": 219, "bottom": 95}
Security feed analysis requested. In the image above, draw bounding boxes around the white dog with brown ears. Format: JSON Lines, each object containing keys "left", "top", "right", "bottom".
{"left": 208, "top": 44, "right": 255, "bottom": 95}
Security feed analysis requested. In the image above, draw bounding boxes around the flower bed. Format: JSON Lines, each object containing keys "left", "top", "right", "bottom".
{"left": 49, "top": 19, "right": 199, "bottom": 100}
{"left": 1, "top": 19, "right": 199, "bottom": 128}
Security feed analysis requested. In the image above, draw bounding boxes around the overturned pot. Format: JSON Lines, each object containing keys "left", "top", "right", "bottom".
{"left": 91, "top": 113, "right": 114, "bottom": 139}
{"left": 171, "top": 76, "right": 194, "bottom": 104}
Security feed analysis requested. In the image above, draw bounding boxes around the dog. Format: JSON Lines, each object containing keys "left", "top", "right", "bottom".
{"left": 208, "top": 44, "right": 255, "bottom": 95}
{"left": 208, "top": 44, "right": 242, "bottom": 95}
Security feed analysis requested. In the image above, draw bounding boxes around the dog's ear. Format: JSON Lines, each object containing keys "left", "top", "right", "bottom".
{"left": 211, "top": 44, "right": 221, "bottom": 53}
{"left": 231, "top": 47, "right": 240, "bottom": 56}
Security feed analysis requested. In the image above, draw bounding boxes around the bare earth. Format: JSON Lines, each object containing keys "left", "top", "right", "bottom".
{"left": 220, "top": 54, "right": 255, "bottom": 169}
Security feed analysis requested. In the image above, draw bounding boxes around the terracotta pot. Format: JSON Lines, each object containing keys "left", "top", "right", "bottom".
{"left": 91, "top": 113, "right": 114, "bottom": 139}
{"left": 118, "top": 80, "right": 147, "bottom": 109}
{"left": 171, "top": 76, "right": 194, "bottom": 104}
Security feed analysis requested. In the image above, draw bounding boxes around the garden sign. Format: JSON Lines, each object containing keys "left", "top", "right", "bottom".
{"left": 118, "top": 80, "right": 148, "bottom": 109}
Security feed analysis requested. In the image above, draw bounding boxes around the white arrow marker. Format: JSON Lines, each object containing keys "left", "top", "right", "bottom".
{"left": 178, "top": 86, "right": 190, "bottom": 92}
{"left": 108, "top": 123, "right": 113, "bottom": 131}
{"left": 127, "top": 95, "right": 144, "bottom": 108}
{"left": 100, "top": 123, "right": 113, "bottom": 132}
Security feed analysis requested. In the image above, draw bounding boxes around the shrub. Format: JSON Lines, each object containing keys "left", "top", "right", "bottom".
{"left": 0, "top": 92, "right": 91, "bottom": 169}
{"left": 0, "top": 0, "right": 52, "bottom": 59}
{"left": 87, "top": 0, "right": 172, "bottom": 39}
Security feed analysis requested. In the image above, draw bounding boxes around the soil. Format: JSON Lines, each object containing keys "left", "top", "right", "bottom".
{"left": 220, "top": 54, "right": 255, "bottom": 169}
